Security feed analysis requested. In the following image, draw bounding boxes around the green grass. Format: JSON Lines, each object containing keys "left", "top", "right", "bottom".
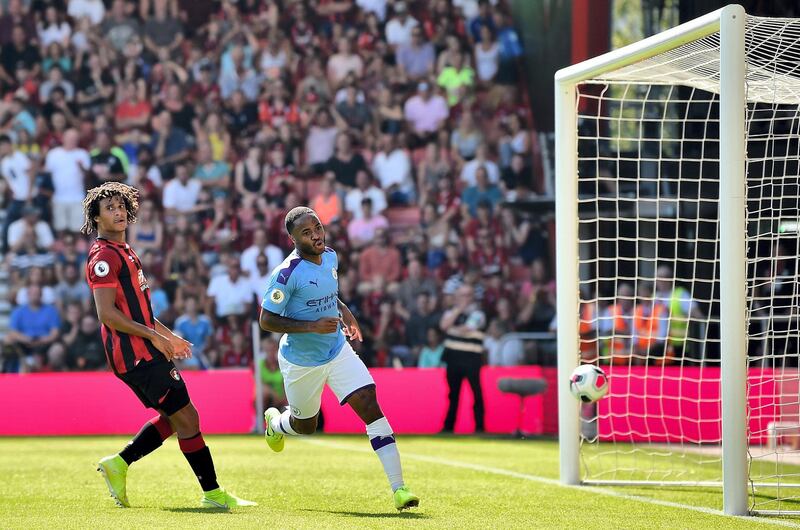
{"left": 1, "top": 435, "right": 799, "bottom": 529}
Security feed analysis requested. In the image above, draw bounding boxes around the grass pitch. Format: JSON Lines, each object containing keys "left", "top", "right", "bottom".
{"left": 1, "top": 435, "right": 798, "bottom": 529}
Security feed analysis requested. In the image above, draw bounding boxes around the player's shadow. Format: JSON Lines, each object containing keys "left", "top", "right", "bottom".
{"left": 162, "top": 507, "right": 232, "bottom": 514}
{"left": 300, "top": 508, "right": 429, "bottom": 519}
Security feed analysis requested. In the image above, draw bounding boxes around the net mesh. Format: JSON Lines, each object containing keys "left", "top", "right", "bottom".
{"left": 572, "top": 14, "right": 800, "bottom": 510}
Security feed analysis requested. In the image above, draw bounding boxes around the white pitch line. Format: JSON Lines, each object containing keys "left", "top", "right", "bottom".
{"left": 301, "top": 438, "right": 800, "bottom": 528}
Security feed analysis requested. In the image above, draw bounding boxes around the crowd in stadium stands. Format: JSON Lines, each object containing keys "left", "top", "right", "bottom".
{"left": 0, "top": 0, "right": 555, "bottom": 381}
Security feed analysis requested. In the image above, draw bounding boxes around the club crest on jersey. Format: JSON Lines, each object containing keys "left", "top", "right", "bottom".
{"left": 94, "top": 260, "right": 110, "bottom": 277}
{"left": 331, "top": 268, "right": 337, "bottom": 279}
{"left": 137, "top": 269, "right": 150, "bottom": 291}
{"left": 270, "top": 288, "right": 285, "bottom": 303}
{"left": 170, "top": 368, "right": 180, "bottom": 381}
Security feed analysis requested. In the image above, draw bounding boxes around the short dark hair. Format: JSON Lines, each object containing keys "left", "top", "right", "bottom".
{"left": 285, "top": 206, "right": 316, "bottom": 235}
{"left": 81, "top": 182, "right": 139, "bottom": 234}
{"left": 0, "top": 134, "right": 10, "bottom": 144}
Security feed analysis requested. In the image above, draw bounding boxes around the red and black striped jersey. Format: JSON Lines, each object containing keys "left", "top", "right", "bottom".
{"left": 85, "top": 238, "right": 163, "bottom": 374}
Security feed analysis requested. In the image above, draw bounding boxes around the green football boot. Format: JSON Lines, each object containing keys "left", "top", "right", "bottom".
{"left": 96, "top": 454, "right": 130, "bottom": 508}
{"left": 200, "top": 487, "right": 257, "bottom": 509}
{"left": 393, "top": 486, "right": 420, "bottom": 511}
{"left": 264, "top": 407, "right": 285, "bottom": 452}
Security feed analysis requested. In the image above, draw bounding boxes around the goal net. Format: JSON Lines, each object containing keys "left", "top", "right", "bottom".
{"left": 556, "top": 6, "right": 800, "bottom": 515}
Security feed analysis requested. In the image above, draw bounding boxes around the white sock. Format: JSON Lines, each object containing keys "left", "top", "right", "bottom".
{"left": 271, "top": 409, "right": 300, "bottom": 436}
{"left": 366, "top": 417, "right": 404, "bottom": 492}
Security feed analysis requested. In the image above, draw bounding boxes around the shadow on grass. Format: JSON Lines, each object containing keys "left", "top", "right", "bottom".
{"left": 299, "top": 508, "right": 430, "bottom": 519}
{"left": 161, "top": 507, "right": 233, "bottom": 514}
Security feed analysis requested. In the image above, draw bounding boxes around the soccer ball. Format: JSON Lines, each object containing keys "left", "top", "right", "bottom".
{"left": 569, "top": 364, "right": 609, "bottom": 403}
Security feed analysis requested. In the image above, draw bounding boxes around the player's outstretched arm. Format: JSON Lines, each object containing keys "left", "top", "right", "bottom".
{"left": 259, "top": 308, "right": 339, "bottom": 334}
{"left": 93, "top": 287, "right": 177, "bottom": 358}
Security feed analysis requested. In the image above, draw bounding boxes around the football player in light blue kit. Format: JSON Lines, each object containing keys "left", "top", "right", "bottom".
{"left": 259, "top": 206, "right": 419, "bottom": 511}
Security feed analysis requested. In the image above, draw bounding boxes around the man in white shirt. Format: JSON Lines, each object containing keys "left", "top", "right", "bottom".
{"left": 7, "top": 206, "right": 54, "bottom": 252}
{"left": 0, "top": 134, "right": 33, "bottom": 251}
{"left": 460, "top": 144, "right": 500, "bottom": 187}
{"left": 240, "top": 228, "right": 284, "bottom": 280}
{"left": 206, "top": 261, "right": 253, "bottom": 320}
{"left": 45, "top": 128, "right": 90, "bottom": 233}
{"left": 162, "top": 163, "right": 202, "bottom": 217}
{"left": 385, "top": 1, "right": 418, "bottom": 48}
{"left": 345, "top": 169, "right": 387, "bottom": 220}
{"left": 371, "top": 134, "right": 415, "bottom": 204}
{"left": 248, "top": 255, "right": 272, "bottom": 305}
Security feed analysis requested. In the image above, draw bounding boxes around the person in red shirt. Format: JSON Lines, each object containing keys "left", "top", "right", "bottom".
{"left": 82, "top": 182, "right": 254, "bottom": 510}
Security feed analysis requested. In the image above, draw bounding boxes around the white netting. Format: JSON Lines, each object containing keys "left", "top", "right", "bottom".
{"left": 571, "top": 14, "right": 800, "bottom": 511}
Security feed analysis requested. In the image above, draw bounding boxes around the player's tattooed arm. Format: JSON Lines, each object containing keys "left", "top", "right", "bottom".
{"left": 337, "top": 298, "right": 363, "bottom": 341}
{"left": 259, "top": 308, "right": 339, "bottom": 334}
{"left": 93, "top": 287, "right": 178, "bottom": 358}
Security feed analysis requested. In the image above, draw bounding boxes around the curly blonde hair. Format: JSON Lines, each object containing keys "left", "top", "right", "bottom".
{"left": 80, "top": 182, "right": 139, "bottom": 234}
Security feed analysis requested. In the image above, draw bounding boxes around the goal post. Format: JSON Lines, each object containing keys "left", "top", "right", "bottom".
{"left": 555, "top": 3, "right": 800, "bottom": 517}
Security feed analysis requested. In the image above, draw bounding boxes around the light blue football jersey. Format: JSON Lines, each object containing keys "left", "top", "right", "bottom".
{"left": 261, "top": 247, "right": 345, "bottom": 366}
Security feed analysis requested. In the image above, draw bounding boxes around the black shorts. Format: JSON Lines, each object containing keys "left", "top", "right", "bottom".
{"left": 118, "top": 358, "right": 190, "bottom": 416}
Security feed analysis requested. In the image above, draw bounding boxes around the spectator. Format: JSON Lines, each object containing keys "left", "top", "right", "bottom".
{"left": 371, "top": 133, "right": 414, "bottom": 204}
{"left": 1, "top": 25, "right": 42, "bottom": 81}
{"left": 234, "top": 144, "right": 268, "bottom": 199}
{"left": 39, "top": 66, "right": 75, "bottom": 102}
{"left": 162, "top": 163, "right": 202, "bottom": 216}
{"left": 451, "top": 111, "right": 484, "bottom": 164}
{"left": 2, "top": 0, "right": 36, "bottom": 45}
{"left": 436, "top": 51, "right": 475, "bottom": 107}
{"left": 223, "top": 89, "right": 259, "bottom": 140}
{"left": 403, "top": 82, "right": 449, "bottom": 147}
{"left": 335, "top": 84, "right": 372, "bottom": 131}
{"left": 403, "top": 292, "right": 441, "bottom": 353}
{"left": 358, "top": 228, "right": 402, "bottom": 285}
{"left": 461, "top": 168, "right": 502, "bottom": 217}
{"left": 305, "top": 108, "right": 341, "bottom": 174}
{"left": 345, "top": 169, "right": 387, "bottom": 220}
{"left": 307, "top": 171, "right": 340, "bottom": 222}
{"left": 385, "top": 1, "right": 418, "bottom": 49}
{"left": 89, "top": 129, "right": 128, "bottom": 185}
{"left": 347, "top": 198, "right": 389, "bottom": 249}
{"left": 150, "top": 111, "right": 192, "bottom": 179}
{"left": 474, "top": 26, "right": 500, "bottom": 82}
{"left": 418, "top": 327, "right": 445, "bottom": 368}
{"left": 440, "top": 284, "right": 486, "bottom": 433}
{"left": 206, "top": 261, "right": 253, "bottom": 320}
{"left": 327, "top": 37, "right": 363, "bottom": 88}
{"left": 45, "top": 129, "right": 91, "bottom": 232}
{"left": 220, "top": 330, "right": 250, "bottom": 368}
{"left": 498, "top": 114, "right": 530, "bottom": 168}
{"left": 193, "top": 141, "right": 230, "bottom": 192}
{"left": 143, "top": 0, "right": 184, "bottom": 61}
{"left": 128, "top": 199, "right": 163, "bottom": 253}
{"left": 461, "top": 143, "right": 500, "bottom": 186}
{"left": 396, "top": 259, "right": 438, "bottom": 310}
{"left": 7, "top": 205, "right": 55, "bottom": 268}
{"left": 67, "top": 0, "right": 106, "bottom": 25}
{"left": 396, "top": 26, "right": 435, "bottom": 81}
{"left": 469, "top": 0, "right": 497, "bottom": 42}
{"left": 3, "top": 285, "right": 60, "bottom": 373}
{"left": 501, "top": 152, "right": 534, "bottom": 197}
{"left": 326, "top": 131, "right": 367, "bottom": 190}
{"left": 65, "top": 314, "right": 106, "bottom": 371}
{"left": 259, "top": 336, "right": 287, "bottom": 409}
{"left": 240, "top": 227, "right": 284, "bottom": 281}
{"left": 53, "top": 262, "right": 91, "bottom": 311}
{"left": 0, "top": 134, "right": 33, "bottom": 251}
{"left": 485, "top": 319, "right": 524, "bottom": 366}
{"left": 114, "top": 81, "right": 151, "bottom": 131}
{"left": 219, "top": 45, "right": 261, "bottom": 101}
{"left": 101, "top": 0, "right": 141, "bottom": 53}
{"left": 174, "top": 296, "right": 214, "bottom": 362}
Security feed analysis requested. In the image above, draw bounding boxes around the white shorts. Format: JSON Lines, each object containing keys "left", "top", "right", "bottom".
{"left": 278, "top": 341, "right": 375, "bottom": 419}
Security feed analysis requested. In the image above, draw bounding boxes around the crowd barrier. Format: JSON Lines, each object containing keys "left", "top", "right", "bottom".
{"left": 0, "top": 367, "right": 546, "bottom": 436}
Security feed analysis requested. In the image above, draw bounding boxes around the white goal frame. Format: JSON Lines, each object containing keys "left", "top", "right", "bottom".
{"left": 555, "top": 4, "right": 749, "bottom": 516}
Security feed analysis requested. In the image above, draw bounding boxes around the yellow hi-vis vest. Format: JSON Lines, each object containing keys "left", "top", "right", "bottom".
{"left": 668, "top": 287, "right": 690, "bottom": 346}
